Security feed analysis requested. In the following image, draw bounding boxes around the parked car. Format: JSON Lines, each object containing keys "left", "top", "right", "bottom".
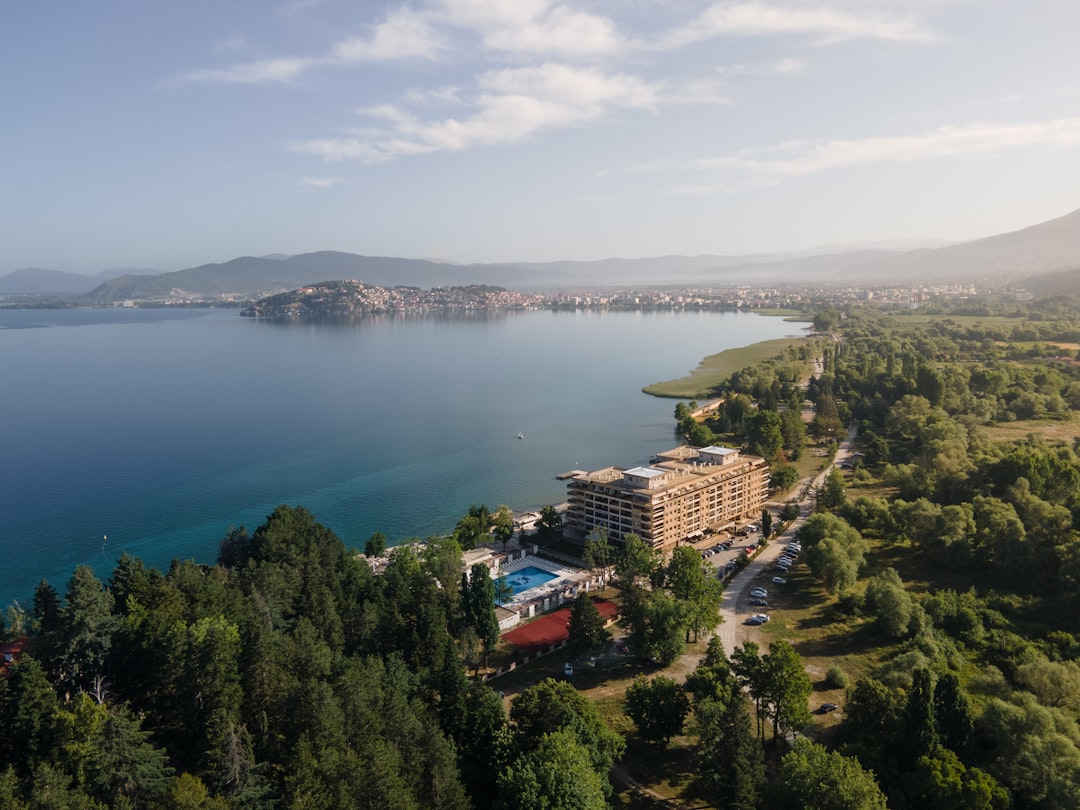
{"left": 772, "top": 576, "right": 787, "bottom": 585}
{"left": 775, "top": 562, "right": 791, "bottom": 572}
{"left": 750, "top": 587, "right": 768, "bottom": 598}
{"left": 745, "top": 613, "right": 770, "bottom": 625}
{"left": 564, "top": 662, "right": 574, "bottom": 676}
{"left": 817, "top": 702, "right": 839, "bottom": 714}
{"left": 750, "top": 598, "right": 768, "bottom": 607}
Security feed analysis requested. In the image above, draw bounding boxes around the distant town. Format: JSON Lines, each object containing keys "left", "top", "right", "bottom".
{"left": 223, "top": 278, "right": 1000, "bottom": 320}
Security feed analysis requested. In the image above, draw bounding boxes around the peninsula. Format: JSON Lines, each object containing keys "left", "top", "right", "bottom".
{"left": 240, "top": 279, "right": 545, "bottom": 319}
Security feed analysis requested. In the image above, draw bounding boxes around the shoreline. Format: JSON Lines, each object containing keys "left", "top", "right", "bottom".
{"left": 641, "top": 335, "right": 811, "bottom": 399}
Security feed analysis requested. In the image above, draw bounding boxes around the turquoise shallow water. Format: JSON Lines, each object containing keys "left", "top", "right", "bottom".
{"left": 0, "top": 306, "right": 800, "bottom": 607}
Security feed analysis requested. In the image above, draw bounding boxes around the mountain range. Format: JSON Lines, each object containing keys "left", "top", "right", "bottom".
{"left": 4, "top": 207, "right": 1080, "bottom": 300}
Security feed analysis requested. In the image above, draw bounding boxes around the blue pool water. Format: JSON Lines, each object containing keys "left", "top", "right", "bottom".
{"left": 499, "top": 565, "right": 559, "bottom": 597}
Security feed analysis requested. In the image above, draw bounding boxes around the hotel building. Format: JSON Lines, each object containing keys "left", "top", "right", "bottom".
{"left": 566, "top": 445, "right": 770, "bottom": 554}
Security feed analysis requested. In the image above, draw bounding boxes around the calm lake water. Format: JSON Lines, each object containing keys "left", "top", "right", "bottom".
{"left": 0, "top": 307, "right": 801, "bottom": 607}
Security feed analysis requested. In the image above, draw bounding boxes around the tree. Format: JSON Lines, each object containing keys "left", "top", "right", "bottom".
{"left": 666, "top": 546, "right": 720, "bottom": 643}
{"left": 770, "top": 464, "right": 801, "bottom": 492}
{"left": 421, "top": 534, "right": 465, "bottom": 621}
{"left": 496, "top": 729, "right": 606, "bottom": 810}
{"left": 806, "top": 537, "right": 861, "bottom": 594}
{"left": 614, "top": 533, "right": 656, "bottom": 590}
{"left": 933, "top": 672, "right": 974, "bottom": 757}
{"left": 731, "top": 642, "right": 769, "bottom": 741}
{"left": 761, "top": 509, "right": 773, "bottom": 539}
{"left": 625, "top": 675, "right": 690, "bottom": 746}
{"left": 864, "top": 568, "right": 914, "bottom": 639}
{"left": 628, "top": 589, "right": 687, "bottom": 666}
{"left": 905, "top": 667, "right": 939, "bottom": 766}
{"left": 0, "top": 657, "right": 59, "bottom": 776}
{"left": 818, "top": 466, "right": 847, "bottom": 511}
{"left": 841, "top": 677, "right": 906, "bottom": 777}
{"left": 904, "top": 748, "right": 1009, "bottom": 810}
{"left": 216, "top": 526, "right": 252, "bottom": 569}
{"left": 779, "top": 739, "right": 888, "bottom": 810}
{"left": 582, "top": 528, "right": 613, "bottom": 583}
{"left": 695, "top": 695, "right": 763, "bottom": 809}
{"left": 686, "top": 636, "right": 735, "bottom": 706}
{"left": 566, "top": 593, "right": 611, "bottom": 656}
{"left": 364, "top": 532, "right": 387, "bottom": 558}
{"left": 463, "top": 564, "right": 499, "bottom": 669}
{"left": 492, "top": 505, "right": 515, "bottom": 552}
{"left": 509, "top": 678, "right": 624, "bottom": 797}
{"left": 800, "top": 514, "right": 867, "bottom": 595}
{"left": 748, "top": 409, "right": 784, "bottom": 461}
{"left": 780, "top": 407, "right": 807, "bottom": 460}
{"left": 534, "top": 505, "right": 563, "bottom": 546}
{"left": 55, "top": 565, "right": 117, "bottom": 694}
{"left": 762, "top": 640, "right": 812, "bottom": 744}
{"left": 87, "top": 704, "right": 174, "bottom": 806}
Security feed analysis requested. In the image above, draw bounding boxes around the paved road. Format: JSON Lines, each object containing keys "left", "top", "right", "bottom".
{"left": 715, "top": 421, "right": 859, "bottom": 657}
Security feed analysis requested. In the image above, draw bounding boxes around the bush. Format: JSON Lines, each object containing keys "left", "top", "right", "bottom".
{"left": 837, "top": 592, "right": 865, "bottom": 616}
{"left": 825, "top": 665, "right": 849, "bottom": 689}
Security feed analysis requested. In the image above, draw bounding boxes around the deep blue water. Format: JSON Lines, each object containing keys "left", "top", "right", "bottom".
{"left": 0, "top": 306, "right": 800, "bottom": 607}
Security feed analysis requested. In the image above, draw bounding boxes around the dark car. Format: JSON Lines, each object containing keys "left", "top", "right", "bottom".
{"left": 750, "top": 598, "right": 768, "bottom": 607}
{"left": 817, "top": 702, "right": 839, "bottom": 714}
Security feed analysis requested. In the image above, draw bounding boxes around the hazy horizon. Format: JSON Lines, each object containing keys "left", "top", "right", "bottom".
{"left": 5, "top": 2, "right": 1080, "bottom": 274}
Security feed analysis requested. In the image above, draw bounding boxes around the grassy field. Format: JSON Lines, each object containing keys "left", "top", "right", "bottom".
{"left": 642, "top": 337, "right": 810, "bottom": 399}
{"left": 888, "top": 314, "right": 1021, "bottom": 328}
{"left": 982, "top": 414, "right": 1080, "bottom": 444}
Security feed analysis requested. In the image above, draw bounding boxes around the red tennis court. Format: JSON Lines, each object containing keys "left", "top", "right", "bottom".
{"left": 502, "top": 597, "right": 618, "bottom": 654}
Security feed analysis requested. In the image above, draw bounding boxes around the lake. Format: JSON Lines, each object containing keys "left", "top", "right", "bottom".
{"left": 0, "top": 306, "right": 801, "bottom": 607}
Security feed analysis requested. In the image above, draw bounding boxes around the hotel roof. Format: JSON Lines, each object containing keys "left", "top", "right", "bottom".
{"left": 624, "top": 466, "right": 666, "bottom": 479}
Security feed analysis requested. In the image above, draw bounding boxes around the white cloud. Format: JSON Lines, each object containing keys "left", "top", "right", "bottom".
{"left": 660, "top": 2, "right": 934, "bottom": 48}
{"left": 330, "top": 7, "right": 446, "bottom": 62}
{"left": 300, "top": 176, "right": 346, "bottom": 187}
{"left": 689, "top": 117, "right": 1080, "bottom": 185}
{"left": 291, "top": 63, "right": 660, "bottom": 161}
{"left": 182, "top": 7, "right": 444, "bottom": 84}
{"left": 432, "top": 0, "right": 623, "bottom": 56}
{"left": 182, "top": 57, "right": 315, "bottom": 85}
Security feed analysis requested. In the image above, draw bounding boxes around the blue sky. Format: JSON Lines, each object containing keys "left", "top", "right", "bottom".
{"left": 4, "top": 1, "right": 1080, "bottom": 274}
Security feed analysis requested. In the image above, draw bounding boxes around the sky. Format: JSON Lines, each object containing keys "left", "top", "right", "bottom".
{"left": 4, "top": 0, "right": 1080, "bottom": 274}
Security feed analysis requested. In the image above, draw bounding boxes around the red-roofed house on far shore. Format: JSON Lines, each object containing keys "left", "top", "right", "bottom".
{"left": 0, "top": 637, "right": 29, "bottom": 677}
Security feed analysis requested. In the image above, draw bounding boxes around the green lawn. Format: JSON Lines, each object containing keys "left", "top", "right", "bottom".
{"left": 642, "top": 337, "right": 811, "bottom": 399}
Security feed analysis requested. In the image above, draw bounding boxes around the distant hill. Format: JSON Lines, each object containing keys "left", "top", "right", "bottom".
{"left": 0, "top": 267, "right": 102, "bottom": 295}
{"left": 836, "top": 207, "right": 1080, "bottom": 283}
{"left": 11, "top": 206, "right": 1080, "bottom": 299}
{"left": 84, "top": 252, "right": 560, "bottom": 302}
{"left": 1022, "top": 267, "right": 1080, "bottom": 296}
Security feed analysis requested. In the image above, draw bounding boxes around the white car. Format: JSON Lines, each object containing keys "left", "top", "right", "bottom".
{"left": 772, "top": 576, "right": 787, "bottom": 585}
{"left": 746, "top": 613, "right": 770, "bottom": 625}
{"left": 750, "top": 587, "right": 768, "bottom": 598}
{"left": 564, "top": 662, "right": 573, "bottom": 676}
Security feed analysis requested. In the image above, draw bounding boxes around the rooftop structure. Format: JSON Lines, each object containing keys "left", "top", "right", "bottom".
{"left": 565, "top": 445, "right": 769, "bottom": 555}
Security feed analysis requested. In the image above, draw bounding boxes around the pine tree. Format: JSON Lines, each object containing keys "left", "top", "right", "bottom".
{"left": 566, "top": 593, "right": 611, "bottom": 655}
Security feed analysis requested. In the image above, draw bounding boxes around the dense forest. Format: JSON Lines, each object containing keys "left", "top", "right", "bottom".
{"left": 4, "top": 293, "right": 1080, "bottom": 809}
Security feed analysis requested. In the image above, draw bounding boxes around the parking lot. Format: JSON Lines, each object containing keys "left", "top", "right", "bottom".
{"left": 693, "top": 522, "right": 765, "bottom": 580}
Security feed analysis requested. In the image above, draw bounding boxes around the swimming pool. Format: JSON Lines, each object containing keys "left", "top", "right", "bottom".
{"left": 498, "top": 565, "right": 559, "bottom": 598}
